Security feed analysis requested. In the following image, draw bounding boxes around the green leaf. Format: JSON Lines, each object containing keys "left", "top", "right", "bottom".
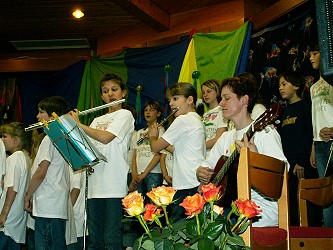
{"left": 188, "top": 235, "right": 201, "bottom": 245}
{"left": 174, "top": 243, "right": 192, "bottom": 250}
{"left": 173, "top": 219, "right": 191, "bottom": 231}
{"left": 141, "top": 239, "right": 155, "bottom": 249}
{"left": 236, "top": 221, "right": 250, "bottom": 234}
{"left": 226, "top": 233, "right": 245, "bottom": 246}
{"left": 197, "top": 238, "right": 215, "bottom": 250}
{"left": 186, "top": 220, "right": 198, "bottom": 236}
{"left": 203, "top": 221, "right": 223, "bottom": 240}
{"left": 154, "top": 239, "right": 173, "bottom": 250}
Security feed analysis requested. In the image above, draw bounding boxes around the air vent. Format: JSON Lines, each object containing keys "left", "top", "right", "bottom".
{"left": 10, "top": 38, "right": 91, "bottom": 51}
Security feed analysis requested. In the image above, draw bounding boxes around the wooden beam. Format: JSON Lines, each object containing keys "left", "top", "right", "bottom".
{"left": 0, "top": 58, "right": 86, "bottom": 72}
{"left": 98, "top": 0, "right": 245, "bottom": 56}
{"left": 252, "top": 0, "right": 309, "bottom": 30}
{"left": 113, "top": 0, "right": 170, "bottom": 32}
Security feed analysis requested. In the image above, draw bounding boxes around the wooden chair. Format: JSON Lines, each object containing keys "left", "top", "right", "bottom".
{"left": 290, "top": 176, "right": 333, "bottom": 249}
{"left": 237, "top": 147, "right": 290, "bottom": 250}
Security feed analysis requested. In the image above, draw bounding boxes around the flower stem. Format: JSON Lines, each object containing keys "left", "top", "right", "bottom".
{"left": 231, "top": 215, "right": 247, "bottom": 233}
{"left": 162, "top": 205, "right": 171, "bottom": 231}
{"left": 137, "top": 215, "right": 152, "bottom": 238}
{"left": 195, "top": 214, "right": 201, "bottom": 236}
{"left": 209, "top": 201, "right": 214, "bottom": 222}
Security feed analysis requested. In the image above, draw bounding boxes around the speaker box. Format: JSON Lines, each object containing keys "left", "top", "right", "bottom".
{"left": 315, "top": 0, "right": 333, "bottom": 83}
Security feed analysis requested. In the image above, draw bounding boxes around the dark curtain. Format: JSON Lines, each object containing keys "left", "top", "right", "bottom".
{"left": 249, "top": 1, "right": 319, "bottom": 106}
{"left": 18, "top": 60, "right": 86, "bottom": 125}
{"left": 125, "top": 36, "right": 189, "bottom": 129}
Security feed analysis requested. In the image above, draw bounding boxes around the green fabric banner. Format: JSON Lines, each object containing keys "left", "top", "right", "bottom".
{"left": 194, "top": 21, "right": 248, "bottom": 83}
{"left": 77, "top": 52, "right": 127, "bottom": 124}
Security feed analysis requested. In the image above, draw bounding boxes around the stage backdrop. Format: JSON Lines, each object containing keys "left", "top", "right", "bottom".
{"left": 18, "top": 60, "right": 86, "bottom": 125}
{"left": 78, "top": 22, "right": 251, "bottom": 129}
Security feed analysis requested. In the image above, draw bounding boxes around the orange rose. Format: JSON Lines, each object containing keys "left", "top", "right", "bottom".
{"left": 200, "top": 183, "right": 222, "bottom": 202}
{"left": 122, "top": 191, "right": 145, "bottom": 217}
{"left": 235, "top": 199, "right": 262, "bottom": 218}
{"left": 179, "top": 193, "right": 206, "bottom": 217}
{"left": 147, "top": 186, "right": 176, "bottom": 206}
{"left": 143, "top": 203, "right": 162, "bottom": 222}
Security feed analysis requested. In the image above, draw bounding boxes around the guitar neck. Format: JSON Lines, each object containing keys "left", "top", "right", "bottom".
{"left": 212, "top": 125, "right": 255, "bottom": 185}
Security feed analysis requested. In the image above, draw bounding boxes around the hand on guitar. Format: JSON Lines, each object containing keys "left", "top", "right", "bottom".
{"left": 235, "top": 132, "right": 258, "bottom": 153}
{"left": 196, "top": 166, "right": 215, "bottom": 185}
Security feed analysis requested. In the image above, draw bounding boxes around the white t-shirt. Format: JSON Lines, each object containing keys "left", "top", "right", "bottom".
{"left": 202, "top": 124, "right": 288, "bottom": 227}
{"left": 0, "top": 139, "right": 6, "bottom": 195}
{"left": 0, "top": 151, "right": 30, "bottom": 243}
{"left": 88, "top": 109, "right": 134, "bottom": 198}
{"left": 162, "top": 112, "right": 205, "bottom": 190}
{"left": 202, "top": 106, "right": 228, "bottom": 157}
{"left": 134, "top": 127, "right": 165, "bottom": 174}
{"left": 31, "top": 136, "right": 70, "bottom": 219}
{"left": 310, "top": 77, "right": 333, "bottom": 141}
{"left": 70, "top": 168, "right": 85, "bottom": 238}
{"left": 161, "top": 149, "right": 173, "bottom": 185}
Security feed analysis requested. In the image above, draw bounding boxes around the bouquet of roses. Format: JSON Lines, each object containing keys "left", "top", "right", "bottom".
{"left": 122, "top": 183, "right": 262, "bottom": 250}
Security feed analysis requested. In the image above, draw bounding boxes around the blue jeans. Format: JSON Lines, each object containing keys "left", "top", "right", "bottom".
{"left": 34, "top": 217, "right": 66, "bottom": 250}
{"left": 27, "top": 228, "right": 35, "bottom": 250}
{"left": 0, "top": 231, "right": 20, "bottom": 250}
{"left": 314, "top": 141, "right": 333, "bottom": 228}
{"left": 171, "top": 186, "right": 199, "bottom": 223}
{"left": 137, "top": 172, "right": 163, "bottom": 203}
{"left": 87, "top": 198, "right": 123, "bottom": 250}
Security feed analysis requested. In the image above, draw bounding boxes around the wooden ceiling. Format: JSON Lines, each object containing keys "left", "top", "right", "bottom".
{"left": 0, "top": 0, "right": 310, "bottom": 72}
{"left": 0, "top": 0, "right": 281, "bottom": 53}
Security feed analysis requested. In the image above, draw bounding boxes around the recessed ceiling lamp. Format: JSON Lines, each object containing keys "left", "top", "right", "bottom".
{"left": 72, "top": 10, "right": 84, "bottom": 18}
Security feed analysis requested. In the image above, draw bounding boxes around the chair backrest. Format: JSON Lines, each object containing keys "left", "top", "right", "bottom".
{"left": 298, "top": 176, "right": 333, "bottom": 227}
{"left": 237, "top": 147, "right": 289, "bottom": 249}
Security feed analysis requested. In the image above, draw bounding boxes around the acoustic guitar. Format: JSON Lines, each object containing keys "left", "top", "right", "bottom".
{"left": 210, "top": 102, "right": 283, "bottom": 206}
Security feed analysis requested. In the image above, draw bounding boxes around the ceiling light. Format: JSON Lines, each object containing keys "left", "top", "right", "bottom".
{"left": 72, "top": 10, "right": 84, "bottom": 18}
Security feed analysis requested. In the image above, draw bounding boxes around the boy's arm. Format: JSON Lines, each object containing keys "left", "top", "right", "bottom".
{"left": 24, "top": 160, "right": 49, "bottom": 212}
{"left": 0, "top": 187, "right": 17, "bottom": 227}
{"left": 70, "top": 188, "right": 80, "bottom": 206}
{"left": 137, "top": 153, "right": 161, "bottom": 181}
{"left": 160, "top": 153, "right": 172, "bottom": 185}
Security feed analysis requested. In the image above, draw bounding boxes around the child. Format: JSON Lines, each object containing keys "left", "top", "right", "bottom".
{"left": 24, "top": 96, "right": 71, "bottom": 249}
{"left": 0, "top": 139, "right": 5, "bottom": 196}
{"left": 67, "top": 168, "right": 85, "bottom": 250}
{"left": 201, "top": 79, "right": 228, "bottom": 157}
{"left": 277, "top": 71, "right": 321, "bottom": 226}
{"left": 131, "top": 100, "right": 164, "bottom": 199}
{"left": 148, "top": 82, "right": 205, "bottom": 222}
{"left": 197, "top": 76, "right": 288, "bottom": 227}
{"left": 309, "top": 44, "right": 333, "bottom": 227}
{"left": 69, "top": 73, "right": 134, "bottom": 249}
{"left": 0, "top": 122, "right": 32, "bottom": 248}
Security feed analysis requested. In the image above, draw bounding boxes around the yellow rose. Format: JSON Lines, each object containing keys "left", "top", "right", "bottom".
{"left": 122, "top": 191, "right": 145, "bottom": 217}
{"left": 147, "top": 186, "right": 176, "bottom": 206}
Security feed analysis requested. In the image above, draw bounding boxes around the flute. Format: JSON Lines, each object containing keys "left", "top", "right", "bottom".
{"left": 25, "top": 99, "right": 126, "bottom": 131}
{"left": 136, "top": 107, "right": 179, "bottom": 145}
{"left": 78, "top": 99, "right": 125, "bottom": 115}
